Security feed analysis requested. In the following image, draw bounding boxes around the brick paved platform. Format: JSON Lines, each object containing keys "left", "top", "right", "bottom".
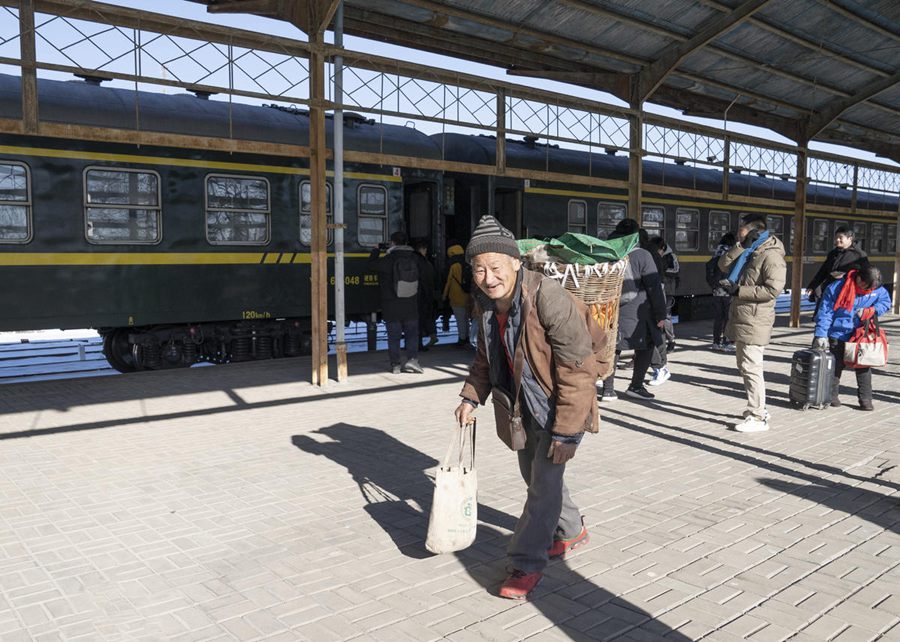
{"left": 1, "top": 315, "right": 898, "bottom": 641}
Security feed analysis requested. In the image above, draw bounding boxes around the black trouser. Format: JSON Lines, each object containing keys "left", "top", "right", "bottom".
{"left": 712, "top": 296, "right": 731, "bottom": 344}
{"left": 603, "top": 347, "right": 654, "bottom": 393}
{"left": 829, "top": 339, "right": 873, "bottom": 401}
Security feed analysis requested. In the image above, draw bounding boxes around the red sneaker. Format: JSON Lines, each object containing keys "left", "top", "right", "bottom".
{"left": 547, "top": 524, "right": 589, "bottom": 559}
{"left": 498, "top": 569, "right": 542, "bottom": 599}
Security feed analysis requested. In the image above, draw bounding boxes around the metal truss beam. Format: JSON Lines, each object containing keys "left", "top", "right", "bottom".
{"left": 822, "top": 0, "right": 900, "bottom": 42}
{"left": 206, "top": 0, "right": 341, "bottom": 36}
{"left": 696, "top": 0, "right": 895, "bottom": 78}
{"left": 638, "top": 0, "right": 774, "bottom": 103}
{"left": 805, "top": 72, "right": 900, "bottom": 141}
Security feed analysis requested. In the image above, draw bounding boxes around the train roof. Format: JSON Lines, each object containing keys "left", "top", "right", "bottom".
{"left": 433, "top": 133, "right": 898, "bottom": 213}
{"left": 0, "top": 73, "right": 442, "bottom": 160}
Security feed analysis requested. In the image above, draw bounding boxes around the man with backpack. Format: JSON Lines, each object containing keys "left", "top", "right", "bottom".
{"left": 707, "top": 232, "right": 737, "bottom": 352}
{"left": 368, "top": 231, "right": 425, "bottom": 374}
{"left": 442, "top": 243, "right": 473, "bottom": 347}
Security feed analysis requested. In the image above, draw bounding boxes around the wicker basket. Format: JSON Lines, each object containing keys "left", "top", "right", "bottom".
{"left": 523, "top": 257, "right": 628, "bottom": 369}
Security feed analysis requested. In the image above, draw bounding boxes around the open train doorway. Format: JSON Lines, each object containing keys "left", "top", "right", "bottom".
{"left": 404, "top": 181, "right": 435, "bottom": 248}
{"left": 494, "top": 186, "right": 522, "bottom": 238}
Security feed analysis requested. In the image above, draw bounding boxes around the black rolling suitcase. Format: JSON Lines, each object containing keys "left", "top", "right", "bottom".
{"left": 789, "top": 348, "right": 835, "bottom": 410}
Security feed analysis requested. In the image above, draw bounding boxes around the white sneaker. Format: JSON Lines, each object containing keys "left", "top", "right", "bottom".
{"left": 647, "top": 367, "right": 670, "bottom": 386}
{"left": 599, "top": 391, "right": 618, "bottom": 403}
{"left": 723, "top": 343, "right": 736, "bottom": 353}
{"left": 734, "top": 416, "right": 769, "bottom": 432}
{"left": 711, "top": 342, "right": 724, "bottom": 352}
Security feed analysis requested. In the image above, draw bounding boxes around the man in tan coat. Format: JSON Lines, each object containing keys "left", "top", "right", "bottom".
{"left": 718, "top": 214, "right": 787, "bottom": 432}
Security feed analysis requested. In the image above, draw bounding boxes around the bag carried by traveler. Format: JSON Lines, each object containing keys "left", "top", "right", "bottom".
{"left": 491, "top": 388, "right": 526, "bottom": 451}
{"left": 844, "top": 318, "right": 889, "bottom": 368}
{"left": 392, "top": 252, "right": 419, "bottom": 298}
{"left": 705, "top": 254, "right": 726, "bottom": 290}
{"left": 789, "top": 347, "right": 835, "bottom": 410}
{"left": 425, "top": 420, "right": 478, "bottom": 554}
{"left": 451, "top": 258, "right": 473, "bottom": 294}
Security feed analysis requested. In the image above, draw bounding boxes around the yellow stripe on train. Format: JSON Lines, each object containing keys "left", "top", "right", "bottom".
{"left": 0, "top": 252, "right": 372, "bottom": 266}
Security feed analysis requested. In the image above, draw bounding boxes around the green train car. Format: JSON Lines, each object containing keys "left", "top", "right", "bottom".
{"left": 1, "top": 73, "right": 896, "bottom": 372}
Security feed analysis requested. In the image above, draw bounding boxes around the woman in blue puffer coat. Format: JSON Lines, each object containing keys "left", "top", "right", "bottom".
{"left": 813, "top": 266, "right": 891, "bottom": 411}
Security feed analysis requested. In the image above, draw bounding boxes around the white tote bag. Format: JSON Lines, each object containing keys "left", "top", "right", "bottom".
{"left": 425, "top": 420, "right": 478, "bottom": 554}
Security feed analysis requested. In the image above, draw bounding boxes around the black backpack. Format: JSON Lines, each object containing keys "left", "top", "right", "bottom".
{"left": 451, "top": 256, "right": 472, "bottom": 294}
{"left": 392, "top": 252, "right": 419, "bottom": 298}
{"left": 705, "top": 254, "right": 726, "bottom": 290}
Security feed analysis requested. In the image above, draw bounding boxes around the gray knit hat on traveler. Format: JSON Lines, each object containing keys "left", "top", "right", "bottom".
{"left": 465, "top": 215, "right": 520, "bottom": 263}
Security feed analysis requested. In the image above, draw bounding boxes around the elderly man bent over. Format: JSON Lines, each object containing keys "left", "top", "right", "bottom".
{"left": 454, "top": 215, "right": 598, "bottom": 599}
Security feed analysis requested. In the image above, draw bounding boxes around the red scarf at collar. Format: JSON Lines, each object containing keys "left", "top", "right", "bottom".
{"left": 833, "top": 269, "right": 872, "bottom": 312}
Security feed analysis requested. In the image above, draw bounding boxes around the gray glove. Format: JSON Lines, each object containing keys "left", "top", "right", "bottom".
{"left": 718, "top": 279, "right": 739, "bottom": 296}
{"left": 812, "top": 337, "right": 829, "bottom": 350}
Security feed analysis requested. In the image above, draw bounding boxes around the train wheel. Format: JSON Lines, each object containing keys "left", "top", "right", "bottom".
{"left": 102, "top": 329, "right": 139, "bottom": 373}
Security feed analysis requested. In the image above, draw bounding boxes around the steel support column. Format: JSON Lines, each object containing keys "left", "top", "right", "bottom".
{"left": 309, "top": 33, "right": 329, "bottom": 386}
{"left": 628, "top": 82, "right": 643, "bottom": 221}
{"left": 789, "top": 147, "right": 808, "bottom": 327}
{"left": 722, "top": 136, "right": 731, "bottom": 200}
{"left": 495, "top": 88, "right": 506, "bottom": 174}
{"left": 333, "top": 1, "right": 347, "bottom": 382}
{"left": 20, "top": 0, "right": 37, "bottom": 133}
{"left": 894, "top": 198, "right": 900, "bottom": 315}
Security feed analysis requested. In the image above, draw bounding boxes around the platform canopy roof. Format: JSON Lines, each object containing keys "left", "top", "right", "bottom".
{"left": 190, "top": 0, "right": 900, "bottom": 163}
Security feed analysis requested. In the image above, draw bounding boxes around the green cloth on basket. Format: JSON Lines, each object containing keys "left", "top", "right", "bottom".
{"left": 516, "top": 232, "right": 637, "bottom": 265}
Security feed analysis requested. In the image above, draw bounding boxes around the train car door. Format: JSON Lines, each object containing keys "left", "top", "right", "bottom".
{"left": 404, "top": 181, "right": 434, "bottom": 245}
{"left": 494, "top": 187, "right": 523, "bottom": 237}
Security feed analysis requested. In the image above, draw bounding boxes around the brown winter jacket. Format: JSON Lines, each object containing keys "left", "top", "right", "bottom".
{"left": 718, "top": 234, "right": 787, "bottom": 345}
{"left": 459, "top": 270, "right": 599, "bottom": 439}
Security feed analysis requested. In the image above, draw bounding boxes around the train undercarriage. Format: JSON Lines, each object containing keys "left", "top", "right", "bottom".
{"left": 99, "top": 319, "right": 312, "bottom": 373}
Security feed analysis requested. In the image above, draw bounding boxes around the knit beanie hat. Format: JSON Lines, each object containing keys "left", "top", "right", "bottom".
{"left": 465, "top": 215, "right": 520, "bottom": 263}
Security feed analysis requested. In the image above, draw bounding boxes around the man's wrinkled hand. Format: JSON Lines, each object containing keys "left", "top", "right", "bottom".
{"left": 454, "top": 401, "right": 474, "bottom": 427}
{"left": 547, "top": 441, "right": 577, "bottom": 464}
{"left": 812, "top": 337, "right": 829, "bottom": 350}
{"left": 656, "top": 319, "right": 666, "bottom": 329}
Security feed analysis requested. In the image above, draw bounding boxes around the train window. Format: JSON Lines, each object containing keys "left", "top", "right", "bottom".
{"left": 870, "top": 224, "right": 883, "bottom": 254}
{"left": 852, "top": 222, "right": 866, "bottom": 251}
{"left": 888, "top": 225, "right": 896, "bottom": 255}
{"left": 567, "top": 200, "right": 587, "bottom": 234}
{"left": 674, "top": 208, "right": 699, "bottom": 252}
{"left": 708, "top": 210, "right": 730, "bottom": 251}
{"left": 299, "top": 181, "right": 333, "bottom": 246}
{"left": 205, "top": 175, "right": 270, "bottom": 245}
{"left": 358, "top": 184, "right": 388, "bottom": 247}
{"left": 641, "top": 206, "right": 665, "bottom": 236}
{"left": 0, "top": 162, "right": 31, "bottom": 243}
{"left": 597, "top": 202, "right": 625, "bottom": 239}
{"left": 766, "top": 215, "right": 784, "bottom": 245}
{"left": 812, "top": 219, "right": 830, "bottom": 254}
{"left": 84, "top": 167, "right": 161, "bottom": 244}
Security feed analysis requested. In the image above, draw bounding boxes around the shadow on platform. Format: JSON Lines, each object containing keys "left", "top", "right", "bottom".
{"left": 757, "top": 478, "right": 900, "bottom": 536}
{"left": 602, "top": 407, "right": 900, "bottom": 498}
{"left": 292, "top": 423, "right": 692, "bottom": 640}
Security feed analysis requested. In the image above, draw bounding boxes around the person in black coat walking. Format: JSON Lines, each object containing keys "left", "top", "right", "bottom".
{"left": 368, "top": 231, "right": 425, "bottom": 374}
{"left": 806, "top": 226, "right": 869, "bottom": 316}
{"left": 599, "top": 220, "right": 667, "bottom": 402}
{"left": 414, "top": 239, "right": 438, "bottom": 351}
